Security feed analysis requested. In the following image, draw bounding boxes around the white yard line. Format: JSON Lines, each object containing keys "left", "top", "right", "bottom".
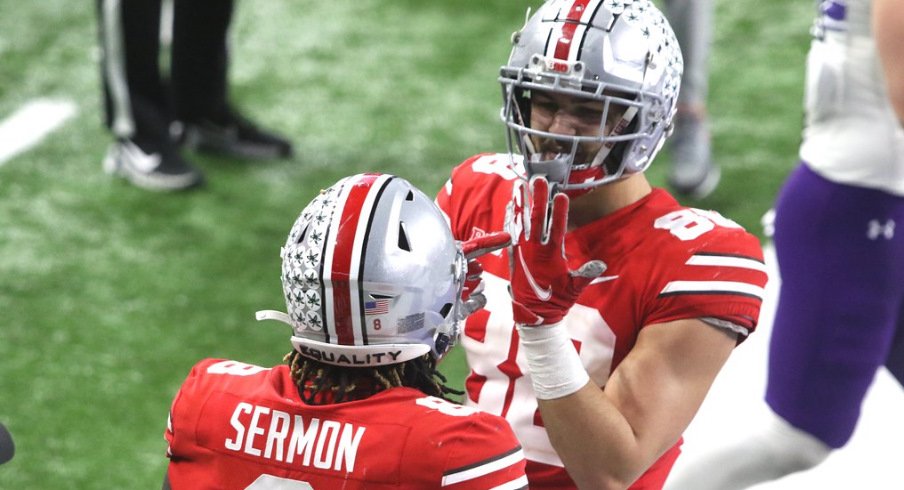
{"left": 0, "top": 99, "right": 77, "bottom": 166}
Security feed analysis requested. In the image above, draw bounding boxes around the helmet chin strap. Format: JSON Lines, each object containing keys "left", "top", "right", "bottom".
{"left": 431, "top": 310, "right": 458, "bottom": 360}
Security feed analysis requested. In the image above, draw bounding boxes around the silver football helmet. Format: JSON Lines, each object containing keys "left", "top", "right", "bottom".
{"left": 500, "top": 0, "right": 683, "bottom": 191}
{"left": 257, "top": 173, "right": 467, "bottom": 367}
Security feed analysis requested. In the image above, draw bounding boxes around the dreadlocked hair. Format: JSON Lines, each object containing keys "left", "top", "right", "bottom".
{"left": 284, "top": 350, "right": 463, "bottom": 405}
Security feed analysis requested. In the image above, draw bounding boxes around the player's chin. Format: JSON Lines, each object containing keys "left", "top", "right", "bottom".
{"left": 562, "top": 166, "right": 604, "bottom": 198}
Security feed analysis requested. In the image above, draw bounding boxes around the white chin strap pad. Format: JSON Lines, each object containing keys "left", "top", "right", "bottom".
{"left": 255, "top": 309, "right": 294, "bottom": 326}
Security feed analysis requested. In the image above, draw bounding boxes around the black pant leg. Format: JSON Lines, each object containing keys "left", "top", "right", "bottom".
{"left": 170, "top": 0, "right": 235, "bottom": 122}
{"left": 97, "top": 0, "right": 169, "bottom": 139}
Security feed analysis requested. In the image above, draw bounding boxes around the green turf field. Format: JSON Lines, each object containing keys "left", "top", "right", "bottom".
{"left": 0, "top": 1, "right": 812, "bottom": 487}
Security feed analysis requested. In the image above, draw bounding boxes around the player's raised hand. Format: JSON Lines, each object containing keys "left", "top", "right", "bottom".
{"left": 458, "top": 231, "right": 511, "bottom": 317}
{"left": 511, "top": 176, "right": 605, "bottom": 326}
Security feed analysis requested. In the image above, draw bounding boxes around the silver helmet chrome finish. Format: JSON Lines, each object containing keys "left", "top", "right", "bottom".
{"left": 257, "top": 173, "right": 467, "bottom": 367}
{"left": 500, "top": 0, "right": 683, "bottom": 191}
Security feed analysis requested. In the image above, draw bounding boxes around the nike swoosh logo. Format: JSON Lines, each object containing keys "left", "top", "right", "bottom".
{"left": 517, "top": 248, "right": 552, "bottom": 301}
{"left": 590, "top": 275, "right": 619, "bottom": 285}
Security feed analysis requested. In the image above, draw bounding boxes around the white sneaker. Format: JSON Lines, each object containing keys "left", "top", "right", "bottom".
{"left": 103, "top": 139, "right": 203, "bottom": 191}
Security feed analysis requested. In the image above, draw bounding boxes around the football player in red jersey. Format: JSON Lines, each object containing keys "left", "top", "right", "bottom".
{"left": 164, "top": 173, "right": 525, "bottom": 489}
{"left": 435, "top": 1, "right": 768, "bottom": 488}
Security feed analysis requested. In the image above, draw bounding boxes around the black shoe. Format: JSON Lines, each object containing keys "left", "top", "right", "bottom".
{"left": 180, "top": 110, "right": 294, "bottom": 160}
{"left": 103, "top": 138, "right": 204, "bottom": 191}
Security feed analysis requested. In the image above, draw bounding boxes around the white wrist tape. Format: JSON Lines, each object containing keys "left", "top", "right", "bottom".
{"left": 517, "top": 321, "right": 590, "bottom": 400}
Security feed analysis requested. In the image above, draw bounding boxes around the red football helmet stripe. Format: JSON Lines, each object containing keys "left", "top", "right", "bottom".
{"left": 330, "top": 174, "right": 381, "bottom": 345}
{"left": 552, "top": 0, "right": 591, "bottom": 63}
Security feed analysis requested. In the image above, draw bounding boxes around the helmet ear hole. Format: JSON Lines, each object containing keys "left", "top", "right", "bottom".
{"left": 295, "top": 224, "right": 308, "bottom": 245}
{"left": 398, "top": 222, "right": 411, "bottom": 251}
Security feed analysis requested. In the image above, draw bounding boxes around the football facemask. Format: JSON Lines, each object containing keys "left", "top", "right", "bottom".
{"left": 500, "top": 0, "right": 683, "bottom": 192}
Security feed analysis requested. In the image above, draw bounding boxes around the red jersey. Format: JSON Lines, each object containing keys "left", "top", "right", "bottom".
{"left": 436, "top": 153, "right": 767, "bottom": 489}
{"left": 165, "top": 358, "right": 527, "bottom": 490}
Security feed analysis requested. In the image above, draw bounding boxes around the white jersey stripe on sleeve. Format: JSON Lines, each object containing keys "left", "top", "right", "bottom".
{"left": 686, "top": 254, "right": 767, "bottom": 272}
{"left": 442, "top": 447, "right": 525, "bottom": 486}
{"left": 490, "top": 475, "right": 530, "bottom": 490}
{"left": 659, "top": 280, "right": 765, "bottom": 300}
